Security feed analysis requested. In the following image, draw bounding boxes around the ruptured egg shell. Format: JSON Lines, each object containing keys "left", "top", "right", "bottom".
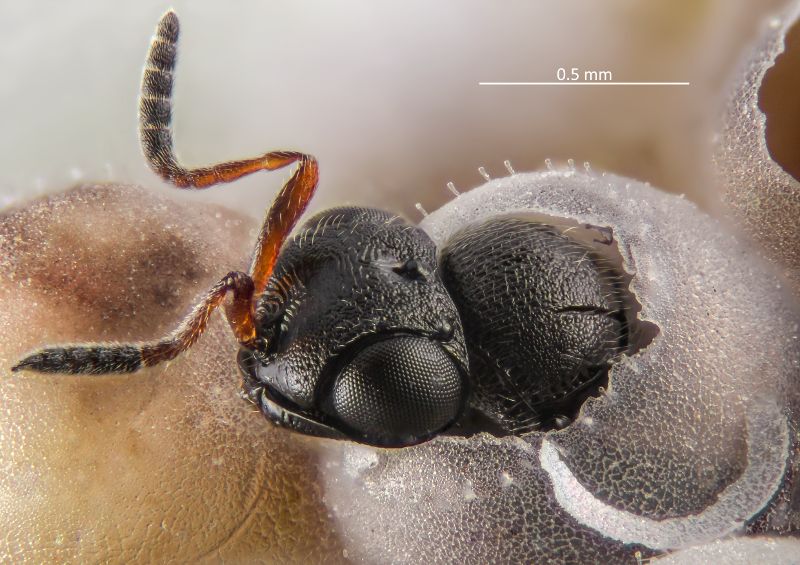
{"left": 0, "top": 185, "right": 346, "bottom": 563}
{"left": 317, "top": 170, "right": 799, "bottom": 563}
{"left": 653, "top": 536, "right": 800, "bottom": 565}
{"left": 714, "top": 0, "right": 800, "bottom": 291}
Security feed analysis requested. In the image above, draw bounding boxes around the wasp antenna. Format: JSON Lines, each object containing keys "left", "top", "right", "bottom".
{"left": 478, "top": 166, "right": 491, "bottom": 181}
{"left": 139, "top": 10, "right": 182, "bottom": 181}
{"left": 446, "top": 181, "right": 460, "bottom": 196}
{"left": 503, "top": 160, "right": 515, "bottom": 175}
{"left": 13, "top": 271, "right": 257, "bottom": 374}
{"left": 138, "top": 11, "right": 319, "bottom": 295}
{"left": 12, "top": 344, "right": 144, "bottom": 374}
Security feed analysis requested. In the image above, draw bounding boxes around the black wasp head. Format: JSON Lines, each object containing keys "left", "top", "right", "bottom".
{"left": 238, "top": 207, "right": 469, "bottom": 448}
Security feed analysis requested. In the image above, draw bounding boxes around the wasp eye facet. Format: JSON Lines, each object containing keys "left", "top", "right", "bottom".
{"left": 323, "top": 336, "right": 466, "bottom": 447}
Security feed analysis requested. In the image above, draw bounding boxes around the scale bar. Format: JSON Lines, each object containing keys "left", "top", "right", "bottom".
{"left": 479, "top": 82, "right": 690, "bottom": 86}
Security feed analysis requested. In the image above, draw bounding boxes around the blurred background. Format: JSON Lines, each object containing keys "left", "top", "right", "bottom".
{"left": 0, "top": 0, "right": 789, "bottom": 219}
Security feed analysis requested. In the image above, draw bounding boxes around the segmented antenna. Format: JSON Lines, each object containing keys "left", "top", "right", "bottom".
{"left": 139, "top": 11, "right": 308, "bottom": 193}
{"left": 139, "top": 11, "right": 182, "bottom": 182}
{"left": 137, "top": 10, "right": 319, "bottom": 296}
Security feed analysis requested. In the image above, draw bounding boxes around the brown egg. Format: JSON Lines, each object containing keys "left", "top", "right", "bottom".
{"left": 0, "top": 184, "right": 346, "bottom": 563}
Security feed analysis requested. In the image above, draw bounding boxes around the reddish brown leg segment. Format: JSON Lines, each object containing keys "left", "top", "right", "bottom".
{"left": 249, "top": 155, "right": 319, "bottom": 293}
{"left": 141, "top": 271, "right": 256, "bottom": 367}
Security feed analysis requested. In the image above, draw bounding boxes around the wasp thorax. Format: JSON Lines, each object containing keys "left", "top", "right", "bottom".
{"left": 439, "top": 215, "right": 654, "bottom": 434}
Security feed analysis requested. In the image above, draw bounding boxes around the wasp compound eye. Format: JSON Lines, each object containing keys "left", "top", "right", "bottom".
{"left": 322, "top": 336, "right": 466, "bottom": 447}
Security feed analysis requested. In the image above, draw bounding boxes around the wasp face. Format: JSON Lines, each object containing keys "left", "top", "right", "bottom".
{"left": 239, "top": 207, "right": 469, "bottom": 447}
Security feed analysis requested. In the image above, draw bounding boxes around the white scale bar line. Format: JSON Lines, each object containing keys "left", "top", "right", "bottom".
{"left": 479, "top": 82, "right": 690, "bottom": 86}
